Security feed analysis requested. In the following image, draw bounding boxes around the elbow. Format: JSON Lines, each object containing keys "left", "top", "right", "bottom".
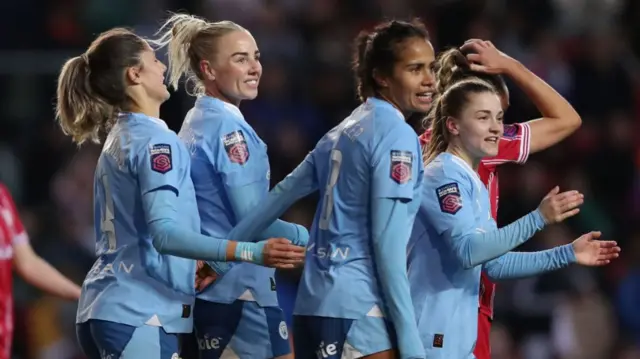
{"left": 454, "top": 244, "right": 477, "bottom": 270}
{"left": 149, "top": 219, "right": 175, "bottom": 254}
{"left": 566, "top": 112, "right": 582, "bottom": 132}
{"left": 458, "top": 254, "right": 476, "bottom": 270}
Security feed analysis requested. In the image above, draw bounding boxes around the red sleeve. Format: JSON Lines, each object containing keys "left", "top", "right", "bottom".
{"left": 481, "top": 122, "right": 531, "bottom": 167}
{"left": 0, "top": 184, "right": 28, "bottom": 246}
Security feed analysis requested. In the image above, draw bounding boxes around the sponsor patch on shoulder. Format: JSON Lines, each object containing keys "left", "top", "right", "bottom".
{"left": 222, "top": 130, "right": 249, "bottom": 165}
{"left": 390, "top": 150, "right": 412, "bottom": 184}
{"left": 149, "top": 144, "right": 172, "bottom": 174}
{"left": 436, "top": 182, "right": 462, "bottom": 214}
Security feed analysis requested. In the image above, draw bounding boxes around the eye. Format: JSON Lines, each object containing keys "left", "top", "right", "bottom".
{"left": 237, "top": 57, "right": 247, "bottom": 64}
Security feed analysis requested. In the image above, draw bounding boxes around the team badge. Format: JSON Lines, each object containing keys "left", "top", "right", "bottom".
{"left": 279, "top": 321, "right": 289, "bottom": 340}
{"left": 436, "top": 182, "right": 462, "bottom": 214}
{"left": 222, "top": 130, "right": 249, "bottom": 165}
{"left": 150, "top": 144, "right": 172, "bottom": 174}
{"left": 503, "top": 124, "right": 518, "bottom": 138}
{"left": 390, "top": 150, "right": 412, "bottom": 184}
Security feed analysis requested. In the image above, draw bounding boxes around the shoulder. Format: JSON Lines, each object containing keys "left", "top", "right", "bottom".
{"left": 132, "top": 126, "right": 187, "bottom": 166}
{"left": 424, "top": 154, "right": 475, "bottom": 190}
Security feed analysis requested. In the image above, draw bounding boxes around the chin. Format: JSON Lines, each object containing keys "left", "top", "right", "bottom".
{"left": 241, "top": 90, "right": 259, "bottom": 101}
{"left": 482, "top": 146, "right": 499, "bottom": 158}
{"left": 407, "top": 102, "right": 432, "bottom": 115}
{"left": 160, "top": 90, "right": 171, "bottom": 103}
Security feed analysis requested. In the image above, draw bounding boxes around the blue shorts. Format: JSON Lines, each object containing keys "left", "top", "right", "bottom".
{"left": 293, "top": 315, "right": 397, "bottom": 359}
{"left": 76, "top": 319, "right": 179, "bottom": 359}
{"left": 193, "top": 298, "right": 291, "bottom": 359}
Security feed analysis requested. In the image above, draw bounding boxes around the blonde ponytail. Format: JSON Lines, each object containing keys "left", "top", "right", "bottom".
{"left": 152, "top": 14, "right": 245, "bottom": 96}
{"left": 56, "top": 56, "right": 114, "bottom": 145}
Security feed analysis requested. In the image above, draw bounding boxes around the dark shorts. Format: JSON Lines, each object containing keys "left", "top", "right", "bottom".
{"left": 76, "top": 319, "right": 179, "bottom": 359}
{"left": 293, "top": 314, "right": 397, "bottom": 359}
{"left": 192, "top": 298, "right": 291, "bottom": 359}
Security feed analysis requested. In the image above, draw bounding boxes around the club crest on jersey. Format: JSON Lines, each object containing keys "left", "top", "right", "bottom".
{"left": 390, "top": 150, "right": 412, "bottom": 184}
{"left": 503, "top": 124, "right": 518, "bottom": 138}
{"left": 436, "top": 182, "right": 462, "bottom": 214}
{"left": 222, "top": 130, "right": 249, "bottom": 165}
{"left": 150, "top": 144, "right": 173, "bottom": 174}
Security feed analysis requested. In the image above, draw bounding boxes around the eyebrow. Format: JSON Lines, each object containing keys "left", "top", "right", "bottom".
{"left": 231, "top": 51, "right": 260, "bottom": 57}
{"left": 475, "top": 110, "right": 492, "bottom": 115}
{"left": 405, "top": 62, "right": 426, "bottom": 68}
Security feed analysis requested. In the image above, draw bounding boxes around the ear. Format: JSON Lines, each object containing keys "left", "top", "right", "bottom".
{"left": 200, "top": 59, "right": 216, "bottom": 81}
{"left": 126, "top": 66, "right": 142, "bottom": 85}
{"left": 372, "top": 68, "right": 388, "bottom": 88}
{"left": 445, "top": 116, "right": 460, "bottom": 136}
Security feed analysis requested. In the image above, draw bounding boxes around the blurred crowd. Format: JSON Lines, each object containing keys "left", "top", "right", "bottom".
{"left": 1, "top": 0, "right": 639, "bottom": 358}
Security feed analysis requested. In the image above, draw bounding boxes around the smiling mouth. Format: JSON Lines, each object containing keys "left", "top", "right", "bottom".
{"left": 245, "top": 79, "right": 259, "bottom": 86}
{"left": 416, "top": 91, "right": 433, "bottom": 103}
{"left": 485, "top": 136, "right": 499, "bottom": 144}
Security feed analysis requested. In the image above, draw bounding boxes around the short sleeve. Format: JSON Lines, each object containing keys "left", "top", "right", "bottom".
{"left": 420, "top": 165, "right": 477, "bottom": 237}
{"left": 0, "top": 184, "right": 28, "bottom": 245}
{"left": 137, "top": 133, "right": 188, "bottom": 195}
{"left": 481, "top": 122, "right": 531, "bottom": 167}
{"left": 371, "top": 125, "right": 420, "bottom": 201}
{"left": 211, "top": 122, "right": 268, "bottom": 188}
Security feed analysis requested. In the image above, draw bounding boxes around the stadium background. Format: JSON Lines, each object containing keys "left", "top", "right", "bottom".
{"left": 1, "top": 0, "right": 639, "bottom": 358}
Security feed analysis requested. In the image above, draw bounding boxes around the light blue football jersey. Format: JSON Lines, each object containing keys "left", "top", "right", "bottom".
{"left": 407, "top": 152, "right": 495, "bottom": 358}
{"left": 76, "top": 112, "right": 199, "bottom": 334}
{"left": 179, "top": 96, "right": 277, "bottom": 307}
{"left": 294, "top": 97, "right": 424, "bottom": 319}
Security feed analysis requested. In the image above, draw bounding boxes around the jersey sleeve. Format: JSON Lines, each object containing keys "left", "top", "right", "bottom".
{"left": 228, "top": 154, "right": 318, "bottom": 243}
{"left": 371, "top": 125, "right": 420, "bottom": 202}
{"left": 421, "top": 162, "right": 546, "bottom": 268}
{"left": 481, "top": 122, "right": 531, "bottom": 166}
{"left": 210, "top": 120, "right": 266, "bottom": 188}
{"left": 136, "top": 132, "right": 188, "bottom": 195}
{"left": 482, "top": 244, "right": 576, "bottom": 281}
{"left": 0, "top": 184, "right": 28, "bottom": 245}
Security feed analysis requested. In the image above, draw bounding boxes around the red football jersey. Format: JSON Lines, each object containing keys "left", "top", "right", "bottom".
{"left": 419, "top": 122, "right": 531, "bottom": 318}
{"left": 0, "top": 184, "right": 28, "bottom": 359}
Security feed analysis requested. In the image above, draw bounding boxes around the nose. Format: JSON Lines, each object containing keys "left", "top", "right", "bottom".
{"left": 489, "top": 118, "right": 503, "bottom": 134}
{"left": 422, "top": 67, "right": 435, "bottom": 87}
{"left": 248, "top": 59, "right": 261, "bottom": 76}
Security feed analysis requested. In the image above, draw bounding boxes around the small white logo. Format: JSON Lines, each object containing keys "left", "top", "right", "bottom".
{"left": 266, "top": 170, "right": 271, "bottom": 180}
{"left": 316, "top": 341, "right": 338, "bottom": 358}
{"left": 278, "top": 321, "right": 288, "bottom": 340}
{"left": 197, "top": 336, "right": 222, "bottom": 350}
{"left": 240, "top": 248, "right": 254, "bottom": 262}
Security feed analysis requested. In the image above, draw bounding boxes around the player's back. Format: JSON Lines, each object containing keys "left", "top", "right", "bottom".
{"left": 178, "top": 96, "right": 276, "bottom": 306}
{"left": 77, "top": 112, "right": 198, "bottom": 334}
{"left": 295, "top": 97, "right": 422, "bottom": 319}
{"left": 407, "top": 152, "right": 496, "bottom": 358}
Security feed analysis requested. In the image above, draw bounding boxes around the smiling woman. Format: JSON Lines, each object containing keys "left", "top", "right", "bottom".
{"left": 423, "top": 78, "right": 503, "bottom": 167}
{"left": 151, "top": 13, "right": 308, "bottom": 359}
{"left": 152, "top": 14, "right": 261, "bottom": 104}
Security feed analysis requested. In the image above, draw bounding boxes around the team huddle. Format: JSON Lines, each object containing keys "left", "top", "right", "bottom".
{"left": 54, "top": 13, "right": 621, "bottom": 359}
